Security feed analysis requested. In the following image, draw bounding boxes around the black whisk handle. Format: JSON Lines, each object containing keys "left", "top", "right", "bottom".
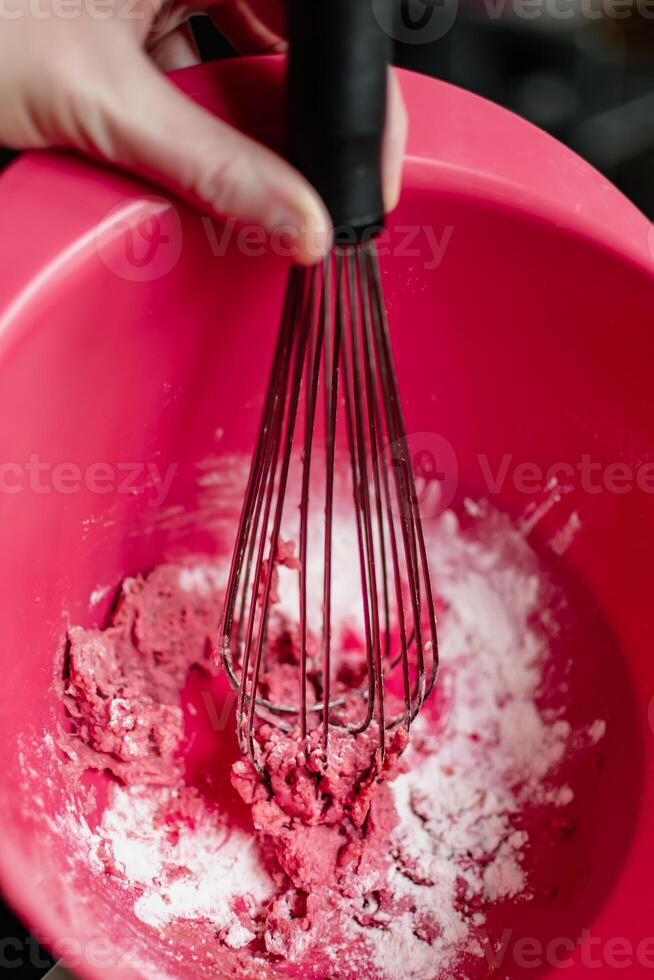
{"left": 287, "top": 0, "right": 391, "bottom": 241}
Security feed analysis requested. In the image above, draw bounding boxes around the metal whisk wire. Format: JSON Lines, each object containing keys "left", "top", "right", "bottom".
{"left": 219, "top": 242, "right": 439, "bottom": 777}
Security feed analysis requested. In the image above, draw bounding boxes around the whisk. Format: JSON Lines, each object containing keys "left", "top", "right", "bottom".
{"left": 219, "top": 0, "right": 439, "bottom": 776}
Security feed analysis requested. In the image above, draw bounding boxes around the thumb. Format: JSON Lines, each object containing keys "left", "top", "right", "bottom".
{"left": 96, "top": 54, "right": 332, "bottom": 265}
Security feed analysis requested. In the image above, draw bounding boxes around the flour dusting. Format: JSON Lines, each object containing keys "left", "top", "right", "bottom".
{"left": 54, "top": 503, "right": 607, "bottom": 979}
{"left": 100, "top": 786, "right": 275, "bottom": 943}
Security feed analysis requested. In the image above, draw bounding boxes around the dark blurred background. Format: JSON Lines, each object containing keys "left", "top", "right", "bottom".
{"left": 2, "top": 2, "right": 653, "bottom": 976}
{"left": 392, "top": 4, "right": 654, "bottom": 217}
{"left": 193, "top": 3, "right": 654, "bottom": 217}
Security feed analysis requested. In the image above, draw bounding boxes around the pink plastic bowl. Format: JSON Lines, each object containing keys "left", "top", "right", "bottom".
{"left": 1, "top": 56, "right": 654, "bottom": 979}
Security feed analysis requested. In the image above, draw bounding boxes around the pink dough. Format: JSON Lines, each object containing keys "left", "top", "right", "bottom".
{"left": 60, "top": 565, "right": 220, "bottom": 784}
{"left": 57, "top": 519, "right": 595, "bottom": 978}
{"left": 60, "top": 560, "right": 414, "bottom": 964}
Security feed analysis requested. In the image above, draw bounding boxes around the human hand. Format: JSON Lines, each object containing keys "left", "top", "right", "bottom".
{"left": 0, "top": 0, "right": 408, "bottom": 264}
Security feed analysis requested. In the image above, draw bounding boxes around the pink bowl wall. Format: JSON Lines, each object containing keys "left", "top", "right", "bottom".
{"left": 0, "top": 56, "right": 653, "bottom": 978}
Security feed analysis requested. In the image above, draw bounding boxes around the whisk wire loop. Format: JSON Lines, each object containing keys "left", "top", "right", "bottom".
{"left": 219, "top": 243, "right": 439, "bottom": 775}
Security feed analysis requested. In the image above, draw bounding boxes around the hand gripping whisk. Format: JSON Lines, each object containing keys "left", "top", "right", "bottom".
{"left": 219, "top": 0, "right": 439, "bottom": 777}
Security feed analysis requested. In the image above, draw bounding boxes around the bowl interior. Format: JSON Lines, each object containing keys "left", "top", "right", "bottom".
{"left": 1, "top": 158, "right": 654, "bottom": 977}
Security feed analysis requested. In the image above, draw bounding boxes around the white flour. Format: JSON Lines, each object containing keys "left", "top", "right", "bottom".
{"left": 346, "top": 507, "right": 597, "bottom": 977}
{"left": 99, "top": 787, "right": 275, "bottom": 945}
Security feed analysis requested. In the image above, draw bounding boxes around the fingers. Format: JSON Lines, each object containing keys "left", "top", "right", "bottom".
{"left": 150, "top": 23, "right": 202, "bottom": 72}
{"left": 209, "top": 0, "right": 286, "bottom": 53}
{"left": 242, "top": 0, "right": 287, "bottom": 40}
{"left": 382, "top": 69, "right": 408, "bottom": 214}
{"left": 154, "top": 3, "right": 405, "bottom": 223}
{"left": 98, "top": 54, "right": 331, "bottom": 263}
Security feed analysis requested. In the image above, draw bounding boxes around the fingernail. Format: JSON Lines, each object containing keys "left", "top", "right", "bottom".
{"left": 384, "top": 173, "right": 402, "bottom": 214}
{"left": 265, "top": 207, "right": 301, "bottom": 234}
{"left": 308, "top": 219, "right": 333, "bottom": 261}
{"left": 265, "top": 207, "right": 332, "bottom": 264}
{"left": 261, "top": 208, "right": 301, "bottom": 261}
